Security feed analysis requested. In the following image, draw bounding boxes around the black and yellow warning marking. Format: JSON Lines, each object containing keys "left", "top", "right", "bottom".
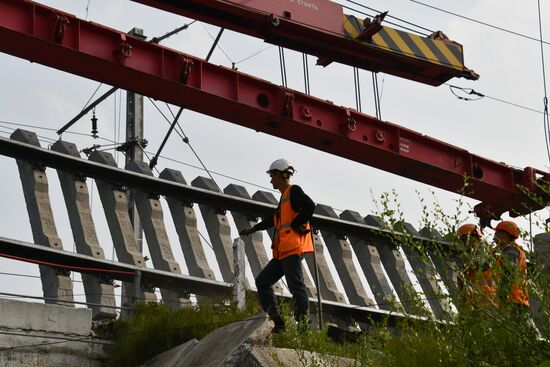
{"left": 343, "top": 14, "right": 464, "bottom": 71}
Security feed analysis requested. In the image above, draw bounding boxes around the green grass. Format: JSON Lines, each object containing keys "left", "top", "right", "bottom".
{"left": 95, "top": 296, "right": 258, "bottom": 367}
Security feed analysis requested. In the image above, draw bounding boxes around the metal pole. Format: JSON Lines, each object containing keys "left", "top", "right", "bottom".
{"left": 126, "top": 28, "right": 146, "bottom": 252}
{"left": 310, "top": 227, "right": 323, "bottom": 329}
{"left": 232, "top": 238, "right": 246, "bottom": 311}
{"left": 124, "top": 28, "right": 146, "bottom": 314}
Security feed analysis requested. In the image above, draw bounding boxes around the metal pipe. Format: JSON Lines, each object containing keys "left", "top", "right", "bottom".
{"left": 310, "top": 228, "right": 323, "bottom": 329}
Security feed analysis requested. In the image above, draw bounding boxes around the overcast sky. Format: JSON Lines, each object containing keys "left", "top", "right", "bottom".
{"left": 0, "top": 0, "right": 548, "bottom": 307}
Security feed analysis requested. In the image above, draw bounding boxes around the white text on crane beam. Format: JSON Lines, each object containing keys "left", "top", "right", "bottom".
{"left": 288, "top": 0, "right": 320, "bottom": 11}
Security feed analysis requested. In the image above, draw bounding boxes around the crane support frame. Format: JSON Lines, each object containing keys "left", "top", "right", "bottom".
{"left": 130, "top": 0, "right": 478, "bottom": 86}
{"left": 0, "top": 0, "right": 546, "bottom": 218}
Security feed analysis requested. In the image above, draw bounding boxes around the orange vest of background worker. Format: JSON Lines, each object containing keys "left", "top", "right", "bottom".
{"left": 456, "top": 224, "right": 496, "bottom": 308}
{"left": 239, "top": 159, "right": 315, "bottom": 332}
{"left": 493, "top": 221, "right": 529, "bottom": 307}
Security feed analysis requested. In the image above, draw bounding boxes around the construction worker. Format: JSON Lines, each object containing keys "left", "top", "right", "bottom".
{"left": 492, "top": 220, "right": 529, "bottom": 310}
{"left": 239, "top": 159, "right": 315, "bottom": 332}
{"left": 456, "top": 224, "right": 496, "bottom": 308}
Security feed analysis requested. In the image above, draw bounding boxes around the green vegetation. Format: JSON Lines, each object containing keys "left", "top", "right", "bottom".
{"left": 96, "top": 296, "right": 258, "bottom": 367}
{"left": 98, "top": 182, "right": 550, "bottom": 366}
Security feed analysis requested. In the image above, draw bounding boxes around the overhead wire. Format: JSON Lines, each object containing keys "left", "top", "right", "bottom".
{"left": 163, "top": 103, "right": 221, "bottom": 191}
{"left": 0, "top": 115, "right": 278, "bottom": 194}
{"left": 343, "top": 0, "right": 434, "bottom": 35}
{"left": 0, "top": 125, "right": 57, "bottom": 145}
{"left": 146, "top": 98, "right": 220, "bottom": 191}
{"left": 81, "top": 83, "right": 103, "bottom": 111}
{"left": 537, "top": 0, "right": 550, "bottom": 165}
{"left": 410, "top": 0, "right": 550, "bottom": 46}
{"left": 0, "top": 291, "right": 128, "bottom": 311}
{"left": 340, "top": 3, "right": 429, "bottom": 37}
{"left": 84, "top": 0, "right": 92, "bottom": 21}
{"left": 0, "top": 236, "right": 543, "bottom": 357}
{"left": 0, "top": 119, "right": 116, "bottom": 144}
{"left": 234, "top": 46, "right": 275, "bottom": 66}
{"left": 0, "top": 332, "right": 109, "bottom": 352}
{"left": 200, "top": 24, "right": 233, "bottom": 64}
{"left": 445, "top": 84, "right": 546, "bottom": 115}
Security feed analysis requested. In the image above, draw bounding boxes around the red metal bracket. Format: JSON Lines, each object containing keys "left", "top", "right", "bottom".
{"left": 283, "top": 90, "right": 294, "bottom": 118}
{"left": 356, "top": 11, "right": 387, "bottom": 42}
{"left": 180, "top": 56, "right": 194, "bottom": 84}
{"left": 343, "top": 109, "right": 357, "bottom": 134}
{"left": 114, "top": 34, "right": 132, "bottom": 62}
{"left": 54, "top": 14, "right": 69, "bottom": 44}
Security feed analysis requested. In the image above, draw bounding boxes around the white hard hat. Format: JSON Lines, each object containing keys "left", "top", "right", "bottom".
{"left": 266, "top": 158, "right": 295, "bottom": 174}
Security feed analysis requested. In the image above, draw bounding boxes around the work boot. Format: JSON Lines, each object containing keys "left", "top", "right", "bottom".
{"left": 271, "top": 314, "right": 286, "bottom": 333}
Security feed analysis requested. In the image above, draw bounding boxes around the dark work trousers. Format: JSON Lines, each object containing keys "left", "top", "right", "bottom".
{"left": 255, "top": 254, "right": 309, "bottom": 322}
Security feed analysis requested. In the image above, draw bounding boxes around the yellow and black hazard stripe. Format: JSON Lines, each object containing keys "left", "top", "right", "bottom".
{"left": 343, "top": 14, "right": 464, "bottom": 71}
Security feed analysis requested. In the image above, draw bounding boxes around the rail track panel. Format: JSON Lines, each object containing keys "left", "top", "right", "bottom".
{"left": 2, "top": 129, "right": 478, "bottom": 324}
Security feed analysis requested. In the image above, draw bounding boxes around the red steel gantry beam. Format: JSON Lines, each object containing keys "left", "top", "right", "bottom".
{"left": 0, "top": 0, "right": 546, "bottom": 219}
{"left": 131, "top": 0, "right": 478, "bottom": 86}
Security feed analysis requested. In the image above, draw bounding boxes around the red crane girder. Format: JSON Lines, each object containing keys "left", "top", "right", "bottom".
{"left": 130, "top": 0, "right": 478, "bottom": 86}
{"left": 0, "top": 0, "right": 546, "bottom": 219}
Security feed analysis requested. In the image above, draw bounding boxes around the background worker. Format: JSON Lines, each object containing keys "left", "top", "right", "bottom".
{"left": 456, "top": 224, "right": 495, "bottom": 308}
{"left": 492, "top": 220, "right": 529, "bottom": 311}
{"left": 239, "top": 159, "right": 315, "bottom": 332}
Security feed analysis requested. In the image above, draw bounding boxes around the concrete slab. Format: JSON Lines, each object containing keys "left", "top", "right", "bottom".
{"left": 244, "top": 346, "right": 359, "bottom": 367}
{"left": 141, "top": 338, "right": 198, "bottom": 367}
{"left": 0, "top": 299, "right": 91, "bottom": 335}
{"left": 178, "top": 315, "right": 272, "bottom": 367}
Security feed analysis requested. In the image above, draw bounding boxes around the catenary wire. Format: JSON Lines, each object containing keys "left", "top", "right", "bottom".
{"left": 147, "top": 99, "right": 220, "bottom": 191}
{"left": 84, "top": 0, "right": 92, "bottom": 21}
{"left": 0, "top": 126, "right": 59, "bottom": 146}
{"left": 0, "top": 270, "right": 84, "bottom": 282}
{"left": 0, "top": 246, "right": 542, "bottom": 356}
{"left": 410, "top": 0, "right": 550, "bottom": 46}
{"left": 444, "top": 84, "right": 545, "bottom": 115}
{"left": 343, "top": 0, "right": 434, "bottom": 34}
{"left": 164, "top": 104, "right": 220, "bottom": 190}
{"left": 0, "top": 120, "right": 117, "bottom": 143}
{"left": 537, "top": 0, "right": 550, "bottom": 164}
{"left": 0, "top": 291, "right": 128, "bottom": 311}
{"left": 234, "top": 46, "right": 275, "bottom": 65}
{"left": 81, "top": 83, "right": 103, "bottom": 111}
{"left": 200, "top": 23, "right": 233, "bottom": 64}
{"left": 340, "top": 4, "right": 429, "bottom": 37}
{"left": 0, "top": 333, "right": 109, "bottom": 352}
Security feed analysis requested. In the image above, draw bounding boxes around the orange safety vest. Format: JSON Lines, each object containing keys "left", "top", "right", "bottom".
{"left": 458, "top": 266, "right": 496, "bottom": 307}
{"left": 496, "top": 242, "right": 529, "bottom": 307}
{"left": 272, "top": 185, "right": 314, "bottom": 260}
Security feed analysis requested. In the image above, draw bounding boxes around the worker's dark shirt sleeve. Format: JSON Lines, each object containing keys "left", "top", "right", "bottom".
{"left": 251, "top": 185, "right": 314, "bottom": 232}
{"left": 289, "top": 185, "right": 315, "bottom": 229}
{"left": 501, "top": 246, "right": 519, "bottom": 266}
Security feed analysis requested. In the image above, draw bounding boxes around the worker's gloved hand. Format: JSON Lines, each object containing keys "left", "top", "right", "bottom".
{"left": 239, "top": 228, "right": 255, "bottom": 236}
{"left": 292, "top": 223, "right": 310, "bottom": 236}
